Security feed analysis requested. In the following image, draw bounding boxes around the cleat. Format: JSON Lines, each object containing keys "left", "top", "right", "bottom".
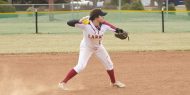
{"left": 58, "top": 82, "right": 69, "bottom": 90}
{"left": 112, "top": 81, "right": 126, "bottom": 88}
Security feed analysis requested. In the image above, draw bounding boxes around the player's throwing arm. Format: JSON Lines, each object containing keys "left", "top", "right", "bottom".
{"left": 58, "top": 8, "right": 128, "bottom": 90}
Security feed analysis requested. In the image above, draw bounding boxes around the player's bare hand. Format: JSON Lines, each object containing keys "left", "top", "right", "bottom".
{"left": 79, "top": 16, "right": 90, "bottom": 25}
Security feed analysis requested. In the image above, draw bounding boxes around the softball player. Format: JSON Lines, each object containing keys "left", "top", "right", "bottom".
{"left": 59, "top": 8, "right": 126, "bottom": 90}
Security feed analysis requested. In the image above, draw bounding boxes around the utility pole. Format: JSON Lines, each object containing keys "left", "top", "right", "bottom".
{"left": 49, "top": 0, "right": 54, "bottom": 21}
{"left": 118, "top": 0, "right": 121, "bottom": 10}
{"left": 166, "top": 0, "right": 169, "bottom": 17}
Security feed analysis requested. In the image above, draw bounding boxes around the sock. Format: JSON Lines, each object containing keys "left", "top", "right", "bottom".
{"left": 107, "top": 69, "right": 116, "bottom": 83}
{"left": 62, "top": 69, "right": 77, "bottom": 83}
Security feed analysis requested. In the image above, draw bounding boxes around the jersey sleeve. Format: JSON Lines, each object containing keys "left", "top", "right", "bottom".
{"left": 102, "top": 20, "right": 117, "bottom": 29}
{"left": 103, "top": 24, "right": 116, "bottom": 32}
{"left": 75, "top": 23, "right": 86, "bottom": 29}
{"left": 67, "top": 19, "right": 86, "bottom": 29}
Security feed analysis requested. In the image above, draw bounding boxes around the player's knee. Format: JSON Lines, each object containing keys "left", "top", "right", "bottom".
{"left": 78, "top": 66, "right": 86, "bottom": 72}
{"left": 105, "top": 61, "right": 114, "bottom": 70}
{"left": 74, "top": 64, "right": 86, "bottom": 73}
{"left": 106, "top": 64, "right": 113, "bottom": 70}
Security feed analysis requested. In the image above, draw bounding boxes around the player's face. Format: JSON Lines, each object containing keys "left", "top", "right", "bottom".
{"left": 96, "top": 16, "right": 105, "bottom": 23}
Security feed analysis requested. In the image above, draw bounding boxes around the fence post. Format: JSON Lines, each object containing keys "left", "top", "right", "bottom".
{"left": 35, "top": 8, "right": 38, "bottom": 34}
{"left": 161, "top": 7, "right": 165, "bottom": 33}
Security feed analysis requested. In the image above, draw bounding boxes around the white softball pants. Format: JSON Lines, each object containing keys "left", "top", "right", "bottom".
{"left": 73, "top": 46, "right": 114, "bottom": 73}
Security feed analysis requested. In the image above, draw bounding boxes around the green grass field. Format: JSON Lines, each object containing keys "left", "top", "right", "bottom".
{"left": 0, "top": 11, "right": 190, "bottom": 53}
{"left": 0, "top": 32, "right": 190, "bottom": 53}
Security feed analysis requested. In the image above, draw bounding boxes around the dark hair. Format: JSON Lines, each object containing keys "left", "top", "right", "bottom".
{"left": 89, "top": 14, "right": 99, "bottom": 21}
{"left": 89, "top": 8, "right": 107, "bottom": 21}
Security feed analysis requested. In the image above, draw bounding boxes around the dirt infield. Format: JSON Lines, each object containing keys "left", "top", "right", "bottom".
{"left": 0, "top": 51, "right": 190, "bottom": 95}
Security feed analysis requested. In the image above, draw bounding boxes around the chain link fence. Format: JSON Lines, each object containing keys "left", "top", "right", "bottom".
{"left": 0, "top": 3, "right": 190, "bottom": 34}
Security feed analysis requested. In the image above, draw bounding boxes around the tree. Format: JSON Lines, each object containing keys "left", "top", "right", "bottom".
{"left": 129, "top": 0, "right": 144, "bottom": 10}
{"left": 184, "top": 0, "right": 190, "bottom": 10}
{"left": 184, "top": 0, "right": 190, "bottom": 16}
{"left": 11, "top": 0, "right": 68, "bottom": 4}
{"left": 0, "top": 0, "right": 8, "bottom": 3}
{"left": 0, "top": 0, "right": 17, "bottom": 14}
{"left": 150, "top": 0, "right": 156, "bottom": 6}
{"left": 150, "top": 0, "right": 168, "bottom": 10}
{"left": 111, "top": 0, "right": 131, "bottom": 6}
{"left": 156, "top": 0, "right": 164, "bottom": 10}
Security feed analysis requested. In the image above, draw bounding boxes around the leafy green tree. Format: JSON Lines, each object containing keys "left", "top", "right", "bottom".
{"left": 11, "top": 0, "right": 68, "bottom": 4}
{"left": 156, "top": 0, "right": 164, "bottom": 10}
{"left": 184, "top": 0, "right": 190, "bottom": 10}
{"left": 129, "top": 0, "right": 144, "bottom": 10}
{"left": 0, "top": 0, "right": 17, "bottom": 15}
{"left": 1, "top": 0, "right": 7, "bottom": 2}
{"left": 112, "top": 0, "right": 144, "bottom": 10}
{"left": 111, "top": 0, "right": 131, "bottom": 6}
{"left": 184, "top": 0, "right": 190, "bottom": 16}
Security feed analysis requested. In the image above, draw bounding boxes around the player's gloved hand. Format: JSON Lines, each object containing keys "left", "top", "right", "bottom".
{"left": 79, "top": 16, "right": 90, "bottom": 25}
{"left": 115, "top": 28, "right": 129, "bottom": 40}
{"left": 115, "top": 28, "right": 124, "bottom": 33}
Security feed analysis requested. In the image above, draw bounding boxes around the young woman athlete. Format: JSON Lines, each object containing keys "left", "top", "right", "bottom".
{"left": 59, "top": 8, "right": 126, "bottom": 90}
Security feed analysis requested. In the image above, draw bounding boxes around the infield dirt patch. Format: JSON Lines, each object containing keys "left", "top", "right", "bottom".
{"left": 0, "top": 51, "right": 190, "bottom": 95}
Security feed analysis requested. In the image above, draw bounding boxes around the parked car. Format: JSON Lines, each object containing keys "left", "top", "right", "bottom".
{"left": 69, "top": 0, "right": 93, "bottom": 10}
{"left": 168, "top": 0, "right": 184, "bottom": 6}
